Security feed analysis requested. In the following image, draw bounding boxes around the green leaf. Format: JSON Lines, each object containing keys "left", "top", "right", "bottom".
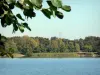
{"left": 47, "top": 1, "right": 57, "bottom": 18}
{"left": 51, "top": 0, "right": 62, "bottom": 8}
{"left": 1, "top": 17, "right": 5, "bottom": 27}
{"left": 15, "top": 1, "right": 23, "bottom": 9}
{"left": 30, "top": 0, "right": 43, "bottom": 9}
{"left": 22, "top": 23, "right": 31, "bottom": 31}
{"left": 2, "top": 5, "right": 9, "bottom": 11}
{"left": 0, "top": 8, "right": 4, "bottom": 16}
{"left": 23, "top": 6, "right": 29, "bottom": 9}
{"left": 47, "top": 1, "right": 57, "bottom": 11}
{"left": 13, "top": 22, "right": 18, "bottom": 32}
{"left": 55, "top": 11, "right": 63, "bottom": 19}
{"left": 41, "top": 9, "right": 52, "bottom": 19}
{"left": 5, "top": 15, "right": 12, "bottom": 25}
{"left": 9, "top": 3, "right": 15, "bottom": 9}
{"left": 18, "top": 25, "right": 24, "bottom": 33}
{"left": 23, "top": 9, "right": 36, "bottom": 18}
{"left": 62, "top": 5, "right": 71, "bottom": 12}
{"left": 16, "top": 14, "right": 24, "bottom": 21}
{"left": 6, "top": 0, "right": 16, "bottom": 4}
{"left": 24, "top": 0, "right": 33, "bottom": 9}
{"left": 1, "top": 16, "right": 7, "bottom": 27}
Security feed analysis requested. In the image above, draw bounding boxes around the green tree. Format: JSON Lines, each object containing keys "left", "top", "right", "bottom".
{"left": 58, "top": 39, "right": 66, "bottom": 52}
{"left": 0, "top": 34, "right": 14, "bottom": 57}
{"left": 75, "top": 43, "right": 80, "bottom": 52}
{"left": 5, "top": 39, "right": 18, "bottom": 53}
{"left": 68, "top": 41, "right": 75, "bottom": 52}
{"left": 50, "top": 39, "right": 59, "bottom": 52}
{"left": 83, "top": 44, "right": 93, "bottom": 52}
{"left": 21, "top": 36, "right": 35, "bottom": 56}
{"left": 79, "top": 38, "right": 84, "bottom": 51}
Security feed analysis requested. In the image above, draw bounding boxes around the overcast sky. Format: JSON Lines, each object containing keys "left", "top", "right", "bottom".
{"left": 0, "top": 0, "right": 100, "bottom": 40}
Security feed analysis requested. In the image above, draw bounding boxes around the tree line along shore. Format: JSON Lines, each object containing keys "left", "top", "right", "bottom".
{"left": 2, "top": 36, "right": 100, "bottom": 58}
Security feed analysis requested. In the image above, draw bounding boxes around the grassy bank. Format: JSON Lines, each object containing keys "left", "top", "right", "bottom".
{"left": 22, "top": 52, "right": 99, "bottom": 58}
{"left": 30, "top": 53, "right": 79, "bottom": 58}
{"left": 2, "top": 52, "right": 99, "bottom": 58}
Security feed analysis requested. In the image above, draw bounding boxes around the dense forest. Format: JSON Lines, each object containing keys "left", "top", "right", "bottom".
{"left": 3, "top": 35, "right": 100, "bottom": 57}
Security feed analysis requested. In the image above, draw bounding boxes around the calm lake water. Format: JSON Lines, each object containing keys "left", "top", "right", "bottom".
{"left": 0, "top": 58, "right": 100, "bottom": 75}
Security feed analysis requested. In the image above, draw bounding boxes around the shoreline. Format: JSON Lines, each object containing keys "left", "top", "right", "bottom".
{"left": 1, "top": 52, "right": 100, "bottom": 58}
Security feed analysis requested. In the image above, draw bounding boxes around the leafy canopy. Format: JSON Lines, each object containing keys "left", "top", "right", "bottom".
{"left": 0, "top": 0, "right": 71, "bottom": 33}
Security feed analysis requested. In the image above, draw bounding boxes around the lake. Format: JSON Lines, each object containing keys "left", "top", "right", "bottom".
{"left": 0, "top": 58, "right": 100, "bottom": 75}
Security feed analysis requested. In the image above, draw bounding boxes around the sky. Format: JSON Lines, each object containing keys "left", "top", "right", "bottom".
{"left": 0, "top": 0, "right": 100, "bottom": 40}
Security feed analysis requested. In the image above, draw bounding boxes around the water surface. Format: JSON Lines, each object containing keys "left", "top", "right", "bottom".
{"left": 0, "top": 58, "right": 100, "bottom": 75}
